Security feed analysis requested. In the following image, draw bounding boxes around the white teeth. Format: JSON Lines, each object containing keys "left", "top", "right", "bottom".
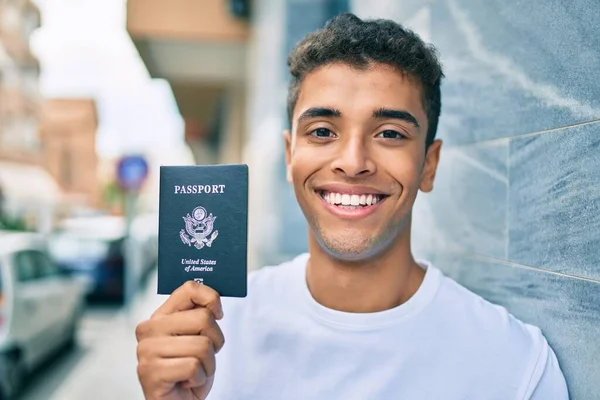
{"left": 321, "top": 191, "right": 383, "bottom": 206}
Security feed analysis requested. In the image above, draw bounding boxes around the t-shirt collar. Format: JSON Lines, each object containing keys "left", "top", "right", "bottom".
{"left": 292, "top": 253, "right": 442, "bottom": 331}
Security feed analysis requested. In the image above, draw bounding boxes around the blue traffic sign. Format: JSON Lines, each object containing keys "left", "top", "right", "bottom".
{"left": 116, "top": 155, "right": 149, "bottom": 191}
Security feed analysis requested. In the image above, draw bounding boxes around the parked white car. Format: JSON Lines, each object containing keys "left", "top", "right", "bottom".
{"left": 0, "top": 230, "right": 88, "bottom": 399}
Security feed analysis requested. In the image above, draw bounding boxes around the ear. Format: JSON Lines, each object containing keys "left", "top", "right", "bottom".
{"left": 419, "top": 139, "right": 442, "bottom": 193}
{"left": 283, "top": 129, "right": 293, "bottom": 183}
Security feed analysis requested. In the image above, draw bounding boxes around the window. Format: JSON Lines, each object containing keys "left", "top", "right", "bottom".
{"left": 13, "top": 251, "right": 36, "bottom": 282}
{"left": 32, "top": 251, "right": 59, "bottom": 278}
{"left": 13, "top": 250, "right": 59, "bottom": 282}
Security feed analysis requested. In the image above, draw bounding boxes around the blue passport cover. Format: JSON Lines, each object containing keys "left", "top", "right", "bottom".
{"left": 157, "top": 164, "right": 248, "bottom": 297}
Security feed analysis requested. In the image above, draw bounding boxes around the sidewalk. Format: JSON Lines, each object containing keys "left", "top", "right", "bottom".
{"left": 49, "top": 274, "right": 165, "bottom": 400}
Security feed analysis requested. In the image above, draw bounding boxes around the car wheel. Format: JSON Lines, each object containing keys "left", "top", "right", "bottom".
{"left": 64, "top": 322, "right": 77, "bottom": 350}
{"left": 64, "top": 308, "right": 82, "bottom": 350}
{"left": 0, "top": 352, "right": 25, "bottom": 400}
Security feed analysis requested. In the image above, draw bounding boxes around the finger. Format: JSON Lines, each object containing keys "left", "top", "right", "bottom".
{"left": 152, "top": 280, "right": 223, "bottom": 320}
{"left": 144, "top": 357, "right": 207, "bottom": 386}
{"left": 182, "top": 375, "right": 214, "bottom": 395}
{"left": 150, "top": 308, "right": 225, "bottom": 352}
{"left": 189, "top": 340, "right": 216, "bottom": 387}
{"left": 138, "top": 336, "right": 217, "bottom": 377}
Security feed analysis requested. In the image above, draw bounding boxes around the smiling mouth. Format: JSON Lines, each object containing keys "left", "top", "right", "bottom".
{"left": 316, "top": 190, "right": 388, "bottom": 208}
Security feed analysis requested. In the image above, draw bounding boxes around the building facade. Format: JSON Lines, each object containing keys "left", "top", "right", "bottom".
{"left": 0, "top": 0, "right": 59, "bottom": 232}
{"left": 127, "top": 0, "right": 249, "bottom": 167}
{"left": 39, "top": 98, "right": 99, "bottom": 209}
{"left": 0, "top": 2, "right": 101, "bottom": 229}
{"left": 0, "top": 0, "right": 41, "bottom": 161}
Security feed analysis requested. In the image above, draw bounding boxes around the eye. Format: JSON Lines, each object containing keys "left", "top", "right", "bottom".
{"left": 376, "top": 130, "right": 407, "bottom": 140}
{"left": 309, "top": 127, "right": 336, "bottom": 138}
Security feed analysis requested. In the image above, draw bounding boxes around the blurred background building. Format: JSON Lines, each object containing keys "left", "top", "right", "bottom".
{"left": 0, "top": 0, "right": 597, "bottom": 399}
{"left": 0, "top": 0, "right": 57, "bottom": 233}
{"left": 39, "top": 98, "right": 99, "bottom": 210}
{"left": 127, "top": 0, "right": 248, "bottom": 167}
{"left": 0, "top": 0, "right": 40, "bottom": 155}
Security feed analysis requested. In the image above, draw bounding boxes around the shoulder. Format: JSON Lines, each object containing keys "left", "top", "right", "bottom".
{"left": 436, "top": 271, "right": 543, "bottom": 344}
{"left": 428, "top": 263, "right": 567, "bottom": 398}
{"left": 436, "top": 270, "right": 544, "bottom": 355}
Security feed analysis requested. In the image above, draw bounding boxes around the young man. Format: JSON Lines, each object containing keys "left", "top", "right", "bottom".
{"left": 135, "top": 13, "right": 568, "bottom": 399}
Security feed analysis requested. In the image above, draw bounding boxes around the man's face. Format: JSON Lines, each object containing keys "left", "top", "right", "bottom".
{"left": 285, "top": 62, "right": 442, "bottom": 261}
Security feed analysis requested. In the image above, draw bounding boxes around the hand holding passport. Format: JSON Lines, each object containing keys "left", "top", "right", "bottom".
{"left": 157, "top": 164, "right": 249, "bottom": 297}
{"left": 136, "top": 164, "right": 248, "bottom": 398}
{"left": 136, "top": 279, "right": 225, "bottom": 398}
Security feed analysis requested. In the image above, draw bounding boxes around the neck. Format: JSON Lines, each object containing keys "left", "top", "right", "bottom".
{"left": 305, "top": 219, "right": 425, "bottom": 314}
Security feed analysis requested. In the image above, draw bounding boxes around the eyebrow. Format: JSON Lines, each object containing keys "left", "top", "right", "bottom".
{"left": 296, "top": 106, "right": 421, "bottom": 130}
{"left": 297, "top": 107, "right": 341, "bottom": 123}
{"left": 373, "top": 108, "right": 420, "bottom": 129}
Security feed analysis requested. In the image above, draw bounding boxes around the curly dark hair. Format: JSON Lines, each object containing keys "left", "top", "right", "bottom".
{"left": 286, "top": 13, "right": 444, "bottom": 148}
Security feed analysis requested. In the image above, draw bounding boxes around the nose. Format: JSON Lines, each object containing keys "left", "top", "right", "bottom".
{"left": 330, "top": 136, "right": 376, "bottom": 177}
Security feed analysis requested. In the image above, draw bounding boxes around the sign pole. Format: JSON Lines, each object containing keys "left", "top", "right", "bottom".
{"left": 115, "top": 155, "right": 149, "bottom": 314}
{"left": 124, "top": 191, "right": 136, "bottom": 312}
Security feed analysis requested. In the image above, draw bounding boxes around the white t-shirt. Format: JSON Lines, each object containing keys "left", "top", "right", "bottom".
{"left": 209, "top": 253, "right": 568, "bottom": 400}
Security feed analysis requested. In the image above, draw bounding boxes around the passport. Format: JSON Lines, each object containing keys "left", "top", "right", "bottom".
{"left": 157, "top": 164, "right": 248, "bottom": 297}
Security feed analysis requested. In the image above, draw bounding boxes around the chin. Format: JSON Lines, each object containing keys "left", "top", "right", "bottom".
{"left": 312, "top": 227, "right": 394, "bottom": 263}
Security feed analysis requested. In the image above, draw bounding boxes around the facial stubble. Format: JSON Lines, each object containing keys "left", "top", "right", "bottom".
{"left": 307, "top": 210, "right": 409, "bottom": 263}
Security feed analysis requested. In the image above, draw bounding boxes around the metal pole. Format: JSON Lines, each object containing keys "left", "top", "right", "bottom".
{"left": 124, "top": 191, "right": 137, "bottom": 312}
